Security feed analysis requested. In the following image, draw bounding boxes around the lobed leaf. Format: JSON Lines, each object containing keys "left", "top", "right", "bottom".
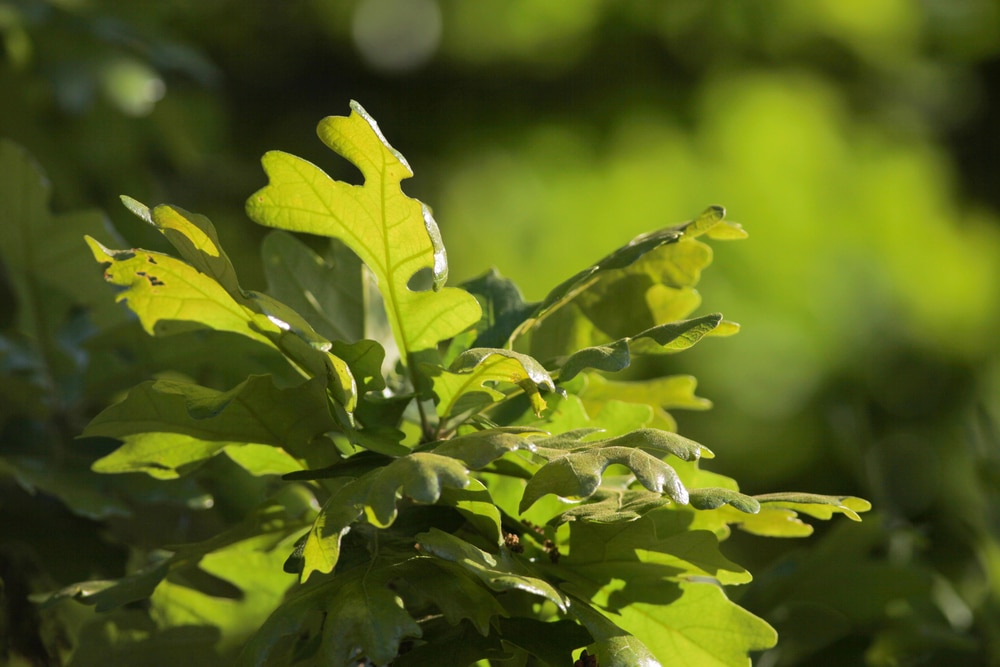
{"left": 394, "top": 558, "right": 507, "bottom": 636}
{"left": 416, "top": 528, "right": 569, "bottom": 611}
{"left": 564, "top": 510, "right": 752, "bottom": 587}
{"left": 84, "top": 375, "right": 336, "bottom": 478}
{"left": 151, "top": 203, "right": 369, "bottom": 395}
{"left": 754, "top": 493, "right": 872, "bottom": 522}
{"left": 300, "top": 478, "right": 366, "bottom": 581}
{"left": 430, "top": 428, "right": 539, "bottom": 470}
{"left": 557, "top": 313, "right": 725, "bottom": 381}
{"left": 555, "top": 488, "right": 671, "bottom": 525}
{"left": 246, "top": 101, "right": 482, "bottom": 361}
{"left": 86, "top": 236, "right": 273, "bottom": 345}
{"left": 689, "top": 487, "right": 762, "bottom": 514}
{"left": 531, "top": 427, "right": 710, "bottom": 462}
{"left": 363, "top": 452, "right": 472, "bottom": 527}
{"left": 428, "top": 347, "right": 557, "bottom": 420}
{"left": 520, "top": 446, "right": 688, "bottom": 513}
{"left": 575, "top": 581, "right": 777, "bottom": 665}
{"left": 578, "top": 373, "right": 711, "bottom": 433}
{"left": 519, "top": 207, "right": 737, "bottom": 360}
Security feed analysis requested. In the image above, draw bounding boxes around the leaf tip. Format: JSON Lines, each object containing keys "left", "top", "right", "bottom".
{"left": 120, "top": 195, "right": 153, "bottom": 225}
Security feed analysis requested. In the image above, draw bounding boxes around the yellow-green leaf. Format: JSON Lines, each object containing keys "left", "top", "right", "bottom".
{"left": 246, "top": 101, "right": 481, "bottom": 359}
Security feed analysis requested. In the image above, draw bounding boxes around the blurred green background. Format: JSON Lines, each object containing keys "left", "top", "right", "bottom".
{"left": 4, "top": 0, "right": 1000, "bottom": 664}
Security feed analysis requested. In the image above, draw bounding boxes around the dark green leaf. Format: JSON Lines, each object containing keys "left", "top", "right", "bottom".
{"left": 85, "top": 375, "right": 336, "bottom": 478}
{"left": 520, "top": 446, "right": 688, "bottom": 512}
{"left": 461, "top": 268, "right": 538, "bottom": 349}
{"left": 689, "top": 487, "right": 761, "bottom": 514}
{"left": 416, "top": 528, "right": 569, "bottom": 611}
{"left": 262, "top": 231, "right": 365, "bottom": 342}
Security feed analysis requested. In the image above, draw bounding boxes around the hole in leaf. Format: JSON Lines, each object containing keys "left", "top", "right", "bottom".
{"left": 406, "top": 266, "right": 434, "bottom": 292}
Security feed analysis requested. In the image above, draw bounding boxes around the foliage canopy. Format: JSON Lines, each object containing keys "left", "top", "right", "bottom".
{"left": 3, "top": 104, "right": 869, "bottom": 666}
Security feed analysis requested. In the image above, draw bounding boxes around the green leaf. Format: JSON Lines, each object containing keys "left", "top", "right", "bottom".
{"left": 532, "top": 428, "right": 710, "bottom": 462}
{"left": 395, "top": 558, "right": 507, "bottom": 636}
{"left": 439, "top": 479, "right": 504, "bottom": 546}
{"left": 558, "top": 313, "right": 725, "bottom": 381}
{"left": 245, "top": 101, "right": 482, "bottom": 360}
{"left": 85, "top": 236, "right": 274, "bottom": 344}
{"left": 517, "top": 207, "right": 733, "bottom": 359}
{"left": 363, "top": 452, "right": 472, "bottom": 528}
{"left": 0, "top": 141, "right": 126, "bottom": 347}
{"left": 241, "top": 563, "right": 422, "bottom": 667}
{"left": 594, "top": 581, "right": 776, "bottom": 665}
{"left": 556, "top": 489, "right": 671, "bottom": 525}
{"left": 148, "top": 545, "right": 295, "bottom": 654}
{"left": 109, "top": 202, "right": 362, "bottom": 411}
{"left": 754, "top": 493, "right": 872, "bottom": 522}
{"left": 416, "top": 528, "right": 569, "bottom": 611}
{"left": 43, "top": 560, "right": 171, "bottom": 613}
{"left": 564, "top": 510, "right": 752, "bottom": 587}
{"left": 430, "top": 428, "right": 540, "bottom": 470}
{"left": 461, "top": 268, "right": 538, "bottom": 349}
{"left": 316, "top": 565, "right": 423, "bottom": 666}
{"left": 576, "top": 373, "right": 712, "bottom": 433}
{"left": 428, "top": 347, "right": 557, "bottom": 420}
{"left": 297, "top": 454, "right": 471, "bottom": 581}
{"left": 566, "top": 595, "right": 660, "bottom": 667}
{"left": 300, "top": 479, "right": 365, "bottom": 582}
{"left": 85, "top": 375, "right": 336, "bottom": 478}
{"left": 144, "top": 201, "right": 244, "bottom": 297}
{"left": 689, "top": 487, "right": 761, "bottom": 514}
{"left": 261, "top": 231, "right": 366, "bottom": 343}
{"left": 520, "top": 447, "right": 688, "bottom": 513}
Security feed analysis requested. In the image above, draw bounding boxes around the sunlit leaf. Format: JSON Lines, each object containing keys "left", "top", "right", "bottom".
{"left": 564, "top": 510, "right": 752, "bottom": 587}
{"left": 518, "top": 207, "right": 735, "bottom": 360}
{"left": 428, "top": 347, "right": 557, "bottom": 420}
{"left": 520, "top": 446, "right": 688, "bottom": 512}
{"left": 246, "top": 101, "right": 482, "bottom": 360}
{"left": 754, "top": 493, "right": 872, "bottom": 522}
{"left": 558, "top": 313, "right": 725, "bottom": 381}
{"left": 108, "top": 202, "right": 361, "bottom": 411}
{"left": 85, "top": 236, "right": 273, "bottom": 345}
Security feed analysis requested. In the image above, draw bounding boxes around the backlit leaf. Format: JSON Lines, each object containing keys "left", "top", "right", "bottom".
{"left": 85, "top": 236, "right": 273, "bottom": 346}
{"left": 246, "top": 101, "right": 482, "bottom": 360}
{"left": 754, "top": 493, "right": 872, "bottom": 522}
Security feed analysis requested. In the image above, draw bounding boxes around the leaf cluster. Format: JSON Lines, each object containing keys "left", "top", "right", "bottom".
{"left": 4, "top": 105, "right": 869, "bottom": 666}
